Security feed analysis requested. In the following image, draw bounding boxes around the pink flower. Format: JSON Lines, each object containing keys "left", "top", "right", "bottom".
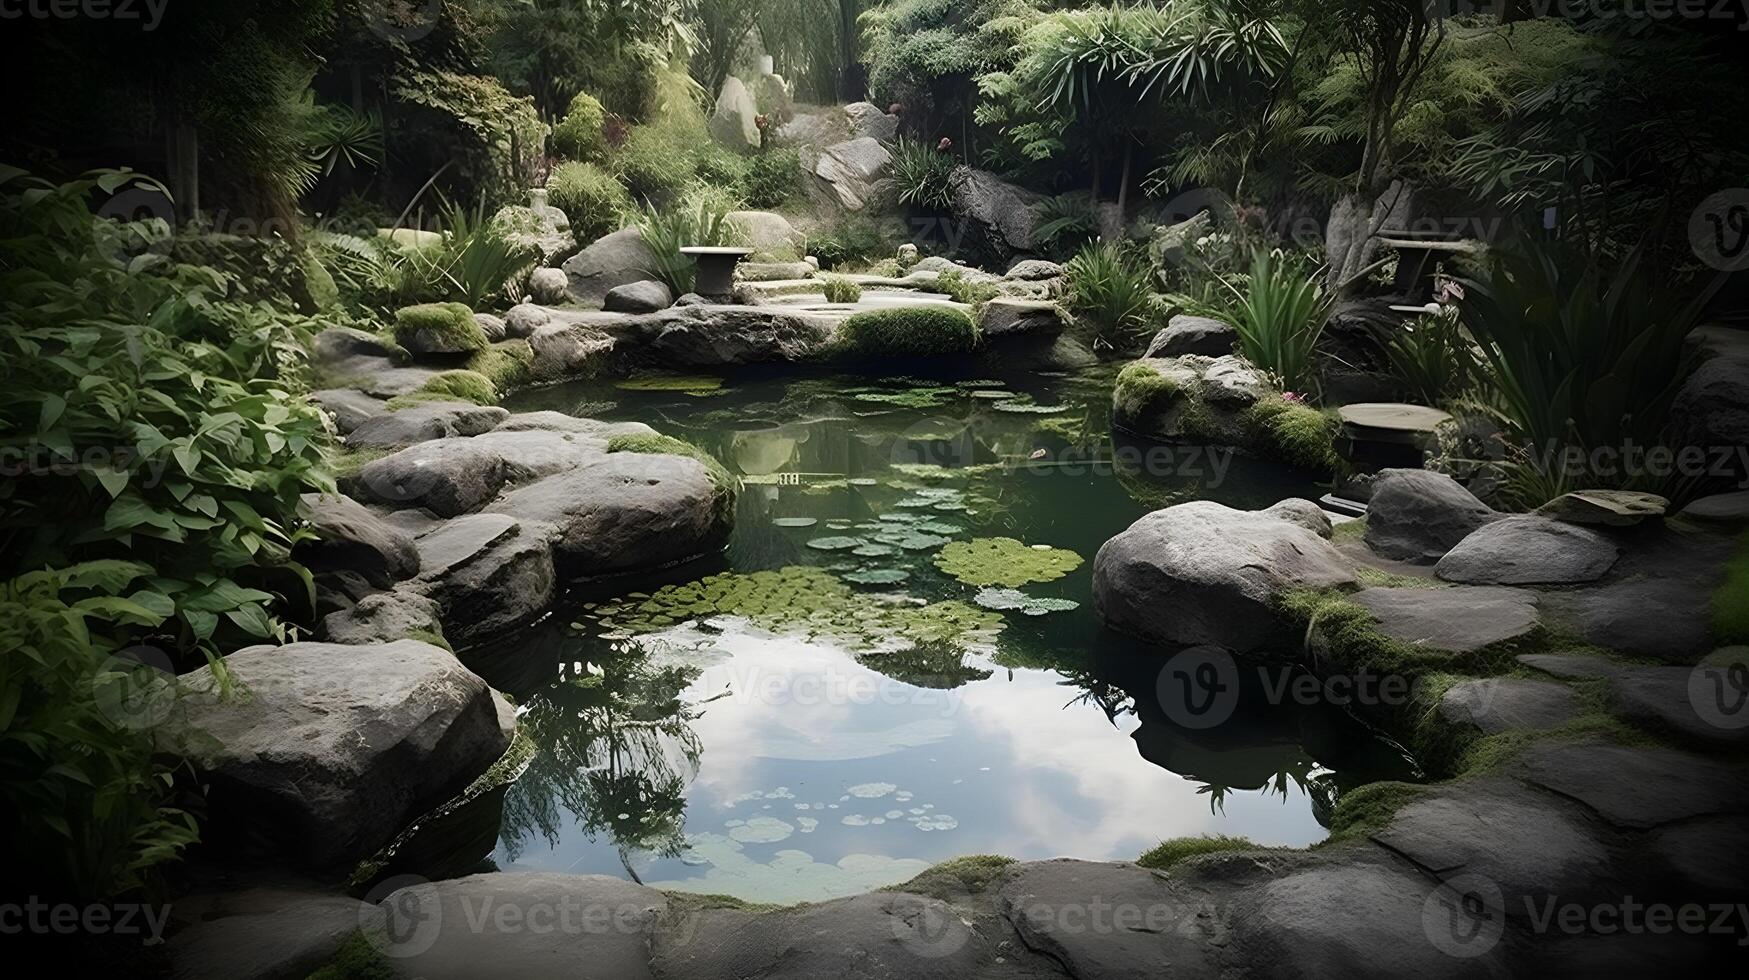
{"left": 1282, "top": 392, "right": 1306, "bottom": 404}
{"left": 937, "top": 137, "right": 954, "bottom": 153}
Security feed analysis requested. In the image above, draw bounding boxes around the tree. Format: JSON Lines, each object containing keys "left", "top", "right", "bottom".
{"left": 690, "top": 0, "right": 769, "bottom": 96}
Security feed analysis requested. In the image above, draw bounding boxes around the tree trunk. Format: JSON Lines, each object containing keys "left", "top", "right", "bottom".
{"left": 1116, "top": 137, "right": 1134, "bottom": 223}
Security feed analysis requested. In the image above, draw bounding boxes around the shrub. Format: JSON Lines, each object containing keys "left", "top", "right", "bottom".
{"left": 393, "top": 302, "right": 486, "bottom": 352}
{"left": 1065, "top": 242, "right": 1160, "bottom": 343}
{"left": 1032, "top": 193, "right": 1100, "bottom": 256}
{"left": 809, "top": 215, "right": 895, "bottom": 270}
{"left": 397, "top": 200, "right": 539, "bottom": 310}
{"left": 614, "top": 123, "right": 700, "bottom": 205}
{"left": 547, "top": 161, "right": 634, "bottom": 244}
{"left": 821, "top": 275, "right": 864, "bottom": 304}
{"left": 1383, "top": 306, "right": 1481, "bottom": 406}
{"left": 837, "top": 307, "right": 980, "bottom": 358}
{"left": 741, "top": 148, "right": 802, "bottom": 208}
{"left": 1219, "top": 249, "right": 1334, "bottom": 395}
{"left": 888, "top": 138, "right": 961, "bottom": 212}
{"left": 551, "top": 92, "right": 609, "bottom": 162}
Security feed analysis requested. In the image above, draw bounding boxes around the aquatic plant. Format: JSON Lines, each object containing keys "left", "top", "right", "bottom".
{"left": 972, "top": 588, "right": 1081, "bottom": 616}
{"left": 615, "top": 375, "right": 726, "bottom": 393}
{"left": 935, "top": 538, "right": 1084, "bottom": 588}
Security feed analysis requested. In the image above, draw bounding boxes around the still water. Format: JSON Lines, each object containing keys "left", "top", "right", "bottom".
{"left": 457, "top": 365, "right": 1413, "bottom": 904}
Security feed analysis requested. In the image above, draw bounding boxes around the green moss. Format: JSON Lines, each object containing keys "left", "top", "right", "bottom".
{"left": 890, "top": 855, "right": 1016, "bottom": 899}
{"left": 1113, "top": 361, "right": 1181, "bottom": 419}
{"left": 935, "top": 268, "right": 1001, "bottom": 307}
{"left": 1354, "top": 565, "right": 1447, "bottom": 590}
{"left": 660, "top": 891, "right": 783, "bottom": 915}
{"left": 821, "top": 275, "right": 864, "bottom": 304}
{"left": 1137, "top": 835, "right": 1265, "bottom": 871}
{"left": 1324, "top": 781, "right": 1429, "bottom": 841}
{"left": 1712, "top": 533, "right": 1749, "bottom": 643}
{"left": 392, "top": 302, "right": 486, "bottom": 353}
{"left": 305, "top": 930, "right": 394, "bottom": 980}
{"left": 411, "top": 369, "right": 499, "bottom": 406}
{"left": 406, "top": 628, "right": 454, "bottom": 654}
{"left": 465, "top": 340, "right": 534, "bottom": 392}
{"left": 1331, "top": 517, "right": 1366, "bottom": 543}
{"left": 328, "top": 446, "right": 392, "bottom": 481}
{"left": 1242, "top": 397, "right": 1340, "bottom": 472}
{"left": 836, "top": 307, "right": 979, "bottom": 359}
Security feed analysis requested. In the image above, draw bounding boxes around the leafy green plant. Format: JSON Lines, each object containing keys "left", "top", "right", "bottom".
{"left": 1382, "top": 307, "right": 1481, "bottom": 407}
{"left": 808, "top": 215, "right": 894, "bottom": 270}
{"left": 888, "top": 139, "right": 961, "bottom": 212}
{"left": 1219, "top": 250, "right": 1334, "bottom": 394}
{"left": 1065, "top": 242, "right": 1160, "bottom": 344}
{"left": 821, "top": 275, "right": 863, "bottom": 304}
{"left": 407, "top": 199, "right": 540, "bottom": 310}
{"left": 1032, "top": 193, "right": 1100, "bottom": 256}
{"left": 551, "top": 91, "right": 609, "bottom": 163}
{"left": 614, "top": 120, "right": 704, "bottom": 205}
{"left": 740, "top": 148, "right": 802, "bottom": 209}
{"left": 634, "top": 196, "right": 742, "bottom": 295}
{"left": 548, "top": 160, "right": 635, "bottom": 244}
{"left": 836, "top": 307, "right": 980, "bottom": 359}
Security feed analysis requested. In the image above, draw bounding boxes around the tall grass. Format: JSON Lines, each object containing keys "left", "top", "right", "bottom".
{"left": 635, "top": 196, "right": 742, "bottom": 295}
{"left": 1219, "top": 249, "right": 1333, "bottom": 394}
{"left": 888, "top": 139, "right": 960, "bottom": 212}
{"left": 1065, "top": 242, "right": 1160, "bottom": 346}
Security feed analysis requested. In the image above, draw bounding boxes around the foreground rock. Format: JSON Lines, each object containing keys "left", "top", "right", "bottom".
{"left": 1351, "top": 585, "right": 1539, "bottom": 654}
{"left": 295, "top": 493, "right": 420, "bottom": 588}
{"left": 346, "top": 402, "right": 510, "bottom": 450}
{"left": 1363, "top": 469, "right": 1500, "bottom": 563}
{"left": 162, "top": 640, "right": 512, "bottom": 868}
{"left": 998, "top": 860, "right": 1225, "bottom": 979}
{"left": 563, "top": 228, "right": 659, "bottom": 307}
{"left": 1436, "top": 516, "right": 1620, "bottom": 585}
{"left": 168, "top": 888, "right": 384, "bottom": 980}
{"left": 413, "top": 514, "right": 557, "bottom": 646}
{"left": 1094, "top": 500, "right": 1357, "bottom": 652}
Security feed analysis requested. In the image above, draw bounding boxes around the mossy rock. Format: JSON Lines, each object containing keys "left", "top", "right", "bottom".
{"left": 389, "top": 369, "right": 499, "bottom": 408}
{"left": 835, "top": 306, "right": 979, "bottom": 359}
{"left": 1137, "top": 835, "right": 1266, "bottom": 871}
{"left": 607, "top": 433, "right": 738, "bottom": 528}
{"left": 393, "top": 302, "right": 487, "bottom": 356}
{"left": 465, "top": 340, "right": 535, "bottom": 392}
{"left": 1242, "top": 397, "right": 1340, "bottom": 473}
{"left": 890, "top": 855, "right": 1016, "bottom": 899}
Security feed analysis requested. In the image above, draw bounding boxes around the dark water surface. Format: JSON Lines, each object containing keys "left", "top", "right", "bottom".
{"left": 439, "top": 365, "right": 1414, "bottom": 903}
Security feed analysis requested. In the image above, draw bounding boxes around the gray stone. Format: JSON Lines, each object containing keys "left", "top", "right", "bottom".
{"left": 709, "top": 76, "right": 762, "bottom": 152}
{"left": 346, "top": 403, "right": 510, "bottom": 450}
{"left": 604, "top": 279, "right": 674, "bottom": 313}
{"left": 313, "top": 326, "right": 397, "bottom": 364}
{"left": 753, "top": 72, "right": 794, "bottom": 121}
{"left": 322, "top": 355, "right": 444, "bottom": 399}
{"left": 1112, "top": 355, "right": 1275, "bottom": 448}
{"left": 415, "top": 513, "right": 521, "bottom": 579}
{"left": 528, "top": 268, "right": 569, "bottom": 306}
{"left": 379, "top": 873, "right": 665, "bottom": 980}
{"left": 1364, "top": 469, "right": 1500, "bottom": 563}
{"left": 738, "top": 260, "right": 814, "bottom": 282}
{"left": 727, "top": 210, "right": 803, "bottom": 257}
{"left": 1556, "top": 575, "right": 1718, "bottom": 662}
{"left": 473, "top": 312, "right": 507, "bottom": 344}
{"left": 656, "top": 889, "right": 979, "bottom": 980}
{"left": 1679, "top": 490, "right": 1749, "bottom": 526}
{"left": 1436, "top": 516, "right": 1620, "bottom": 585}
{"left": 997, "top": 860, "right": 1226, "bottom": 979}
{"left": 562, "top": 228, "right": 660, "bottom": 307}
{"left": 1536, "top": 489, "right": 1668, "bottom": 526}
{"left": 169, "top": 889, "right": 383, "bottom": 980}
{"left": 1516, "top": 652, "right": 1624, "bottom": 680}
{"left": 1229, "top": 857, "right": 1510, "bottom": 980}
{"left": 1005, "top": 259, "right": 1063, "bottom": 281}
{"left": 950, "top": 167, "right": 1044, "bottom": 261}
{"left": 1352, "top": 586, "right": 1539, "bottom": 654}
{"left": 491, "top": 202, "right": 574, "bottom": 266}
{"left": 311, "top": 388, "right": 389, "bottom": 435}
{"left": 415, "top": 521, "right": 556, "bottom": 646}
{"left": 1438, "top": 677, "right": 1580, "bottom": 735}
{"left": 526, "top": 322, "right": 616, "bottom": 383}
{"left": 321, "top": 589, "right": 444, "bottom": 646}
{"left": 504, "top": 303, "right": 553, "bottom": 339}
{"left": 161, "top": 640, "right": 511, "bottom": 868}
{"left": 813, "top": 137, "right": 892, "bottom": 211}
{"left": 977, "top": 298, "right": 1066, "bottom": 338}
{"left": 641, "top": 305, "right": 834, "bottom": 365}
{"left": 1648, "top": 815, "right": 1749, "bottom": 895}
{"left": 1607, "top": 665, "right": 1749, "bottom": 748}
{"left": 771, "top": 111, "right": 843, "bottom": 148}
{"left": 295, "top": 492, "right": 420, "bottom": 588}
{"left": 1513, "top": 740, "right": 1749, "bottom": 828}
{"left": 348, "top": 439, "right": 509, "bottom": 517}
{"left": 1093, "top": 500, "right": 1358, "bottom": 652}
{"left": 1263, "top": 498, "right": 1334, "bottom": 538}
{"left": 1144, "top": 315, "right": 1237, "bottom": 359}
{"left": 1372, "top": 778, "right": 1616, "bottom": 919}
{"left": 489, "top": 452, "right": 730, "bottom": 575}
{"left": 1672, "top": 337, "right": 1749, "bottom": 456}
{"left": 844, "top": 101, "right": 899, "bottom": 142}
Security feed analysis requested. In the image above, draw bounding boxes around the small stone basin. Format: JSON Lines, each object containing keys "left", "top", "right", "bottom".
{"left": 680, "top": 246, "right": 754, "bottom": 297}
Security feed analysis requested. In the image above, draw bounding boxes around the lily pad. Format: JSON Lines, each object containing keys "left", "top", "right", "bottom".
{"left": 993, "top": 400, "right": 1068, "bottom": 414}
{"left": 844, "top": 568, "right": 910, "bottom": 586}
{"left": 852, "top": 543, "right": 898, "bottom": 557}
{"left": 773, "top": 517, "right": 819, "bottom": 528}
{"left": 936, "top": 537, "right": 1084, "bottom": 588}
{"left": 806, "top": 536, "right": 864, "bottom": 551}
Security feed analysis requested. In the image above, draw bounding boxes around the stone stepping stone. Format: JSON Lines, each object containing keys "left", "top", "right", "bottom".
{"left": 1352, "top": 586, "right": 1539, "bottom": 654}
{"left": 1517, "top": 652, "right": 1623, "bottom": 680}
{"left": 1512, "top": 740, "right": 1749, "bottom": 829}
{"left": 1436, "top": 516, "right": 1620, "bottom": 585}
{"left": 1550, "top": 575, "right": 1717, "bottom": 662}
{"left": 167, "top": 888, "right": 385, "bottom": 980}
{"left": 1679, "top": 490, "right": 1749, "bottom": 526}
{"left": 1371, "top": 776, "right": 1616, "bottom": 919}
{"left": 415, "top": 513, "right": 521, "bottom": 579}
{"left": 1438, "top": 677, "right": 1580, "bottom": 735}
{"left": 1606, "top": 664, "right": 1749, "bottom": 748}
{"left": 311, "top": 388, "right": 388, "bottom": 435}
{"left": 1648, "top": 815, "right": 1749, "bottom": 894}
{"left": 1535, "top": 489, "right": 1667, "bottom": 526}
{"left": 1337, "top": 402, "right": 1452, "bottom": 444}
{"left": 347, "top": 402, "right": 510, "bottom": 450}
{"left": 997, "top": 860, "right": 1227, "bottom": 979}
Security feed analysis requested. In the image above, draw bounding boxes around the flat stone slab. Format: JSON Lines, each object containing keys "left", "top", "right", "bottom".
{"left": 415, "top": 513, "right": 521, "bottom": 579}
{"left": 1549, "top": 575, "right": 1717, "bottom": 662}
{"left": 1436, "top": 516, "right": 1620, "bottom": 585}
{"left": 377, "top": 873, "right": 666, "bottom": 980}
{"left": 1679, "top": 490, "right": 1749, "bottom": 526}
{"left": 1535, "top": 490, "right": 1667, "bottom": 526}
{"left": 1516, "top": 652, "right": 1624, "bottom": 680}
{"left": 169, "top": 888, "right": 384, "bottom": 980}
{"left": 1607, "top": 664, "right": 1749, "bottom": 748}
{"left": 997, "top": 860, "right": 1226, "bottom": 980}
{"left": 347, "top": 402, "right": 511, "bottom": 450}
{"left": 1353, "top": 586, "right": 1539, "bottom": 654}
{"left": 1438, "top": 677, "right": 1580, "bottom": 735}
{"left": 1513, "top": 740, "right": 1749, "bottom": 829}
{"left": 1648, "top": 815, "right": 1749, "bottom": 895}
{"left": 1372, "top": 777, "right": 1615, "bottom": 918}
{"left": 312, "top": 388, "right": 389, "bottom": 434}
{"left": 1337, "top": 402, "right": 1453, "bottom": 437}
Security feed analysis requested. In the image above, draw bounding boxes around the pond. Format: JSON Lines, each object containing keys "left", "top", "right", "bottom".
{"left": 440, "top": 364, "right": 1416, "bottom": 904}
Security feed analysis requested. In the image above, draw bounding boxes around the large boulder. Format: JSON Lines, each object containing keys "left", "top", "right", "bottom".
{"left": 490, "top": 451, "right": 731, "bottom": 575}
{"left": 1436, "top": 516, "right": 1621, "bottom": 585}
{"left": 492, "top": 202, "right": 574, "bottom": 266}
{"left": 1143, "top": 315, "right": 1237, "bottom": 359}
{"left": 321, "top": 589, "right": 444, "bottom": 646}
{"left": 294, "top": 493, "right": 420, "bottom": 588}
{"left": 638, "top": 305, "right": 835, "bottom": 366}
{"left": 161, "top": 640, "right": 513, "bottom": 868}
{"left": 844, "top": 101, "right": 900, "bottom": 142}
{"left": 977, "top": 298, "right": 1067, "bottom": 339}
{"left": 604, "top": 279, "right": 675, "bottom": 314}
{"left": 563, "top": 228, "right": 660, "bottom": 307}
{"left": 412, "top": 514, "right": 557, "bottom": 646}
{"left": 1093, "top": 500, "right": 1359, "bottom": 652}
{"left": 167, "top": 888, "right": 385, "bottom": 980}
{"left": 347, "top": 439, "right": 510, "bottom": 517}
{"left": 1112, "top": 355, "right": 1274, "bottom": 447}
{"left": 950, "top": 167, "right": 1044, "bottom": 262}
{"left": 709, "top": 76, "right": 762, "bottom": 152}
{"left": 728, "top": 210, "right": 804, "bottom": 257}
{"left": 813, "top": 137, "right": 892, "bottom": 211}
{"left": 504, "top": 303, "right": 553, "bottom": 339}
{"left": 313, "top": 326, "right": 397, "bottom": 364}
{"left": 526, "top": 321, "right": 617, "bottom": 383}
{"left": 1363, "top": 469, "right": 1502, "bottom": 563}
{"left": 346, "top": 402, "right": 510, "bottom": 450}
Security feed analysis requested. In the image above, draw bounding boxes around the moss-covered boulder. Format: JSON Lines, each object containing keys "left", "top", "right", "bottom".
{"left": 1113, "top": 355, "right": 1339, "bottom": 472}
{"left": 835, "top": 306, "right": 979, "bottom": 359}
{"left": 393, "top": 302, "right": 488, "bottom": 356}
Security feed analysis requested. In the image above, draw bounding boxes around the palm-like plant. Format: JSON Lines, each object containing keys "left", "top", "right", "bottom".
{"left": 1065, "top": 241, "right": 1161, "bottom": 346}
{"left": 1219, "top": 249, "right": 1334, "bottom": 394}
